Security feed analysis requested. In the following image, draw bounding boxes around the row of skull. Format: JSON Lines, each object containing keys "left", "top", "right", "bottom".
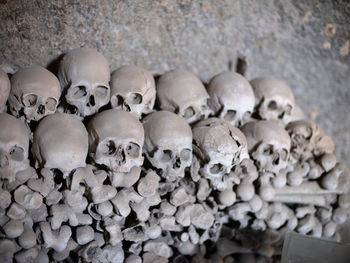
{"left": 1, "top": 47, "right": 297, "bottom": 127}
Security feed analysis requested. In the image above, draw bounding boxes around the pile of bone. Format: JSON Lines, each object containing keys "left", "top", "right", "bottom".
{"left": 0, "top": 47, "right": 349, "bottom": 263}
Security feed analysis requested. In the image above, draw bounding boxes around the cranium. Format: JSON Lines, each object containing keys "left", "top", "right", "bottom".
{"left": 110, "top": 65, "right": 156, "bottom": 119}
{"left": 156, "top": 69, "right": 210, "bottom": 124}
{"left": 58, "top": 47, "right": 110, "bottom": 117}
{"left": 32, "top": 113, "right": 88, "bottom": 177}
{"left": 0, "top": 113, "right": 30, "bottom": 182}
{"left": 88, "top": 109, "right": 144, "bottom": 173}
{"left": 251, "top": 77, "right": 295, "bottom": 124}
{"left": 0, "top": 69, "right": 10, "bottom": 113}
{"left": 241, "top": 120, "right": 291, "bottom": 175}
{"left": 192, "top": 118, "right": 248, "bottom": 190}
{"left": 8, "top": 66, "right": 61, "bottom": 122}
{"left": 207, "top": 71, "right": 255, "bottom": 127}
{"left": 286, "top": 120, "right": 335, "bottom": 163}
{"left": 143, "top": 111, "right": 192, "bottom": 181}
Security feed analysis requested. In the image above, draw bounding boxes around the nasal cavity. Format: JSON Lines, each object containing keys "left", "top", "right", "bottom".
{"left": 173, "top": 157, "right": 181, "bottom": 169}
{"left": 37, "top": 104, "right": 45, "bottom": 114}
{"left": 89, "top": 95, "right": 95, "bottom": 106}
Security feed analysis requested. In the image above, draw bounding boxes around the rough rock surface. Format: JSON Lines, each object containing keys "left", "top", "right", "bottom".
{"left": 0, "top": 0, "right": 349, "bottom": 165}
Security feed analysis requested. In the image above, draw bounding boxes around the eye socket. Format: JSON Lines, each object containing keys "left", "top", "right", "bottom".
{"left": 45, "top": 97, "right": 58, "bottom": 111}
{"left": 242, "top": 111, "right": 251, "bottom": 122}
{"left": 95, "top": 86, "right": 109, "bottom": 97}
{"left": 210, "top": 163, "right": 224, "bottom": 174}
{"left": 126, "top": 142, "right": 140, "bottom": 158}
{"left": 130, "top": 93, "right": 143, "bottom": 104}
{"left": 285, "top": 104, "right": 293, "bottom": 115}
{"left": 263, "top": 144, "right": 274, "bottom": 155}
{"left": 183, "top": 106, "right": 195, "bottom": 119}
{"left": 223, "top": 110, "right": 237, "bottom": 121}
{"left": 161, "top": 150, "right": 173, "bottom": 162}
{"left": 268, "top": 100, "right": 278, "bottom": 110}
{"left": 280, "top": 149, "right": 288, "bottom": 161}
{"left": 101, "top": 140, "right": 116, "bottom": 155}
{"left": 9, "top": 146, "right": 24, "bottom": 161}
{"left": 180, "top": 148, "right": 191, "bottom": 161}
{"left": 22, "top": 94, "right": 38, "bottom": 107}
{"left": 70, "top": 85, "right": 87, "bottom": 99}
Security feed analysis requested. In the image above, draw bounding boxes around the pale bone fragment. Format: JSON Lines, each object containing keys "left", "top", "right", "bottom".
{"left": 27, "top": 203, "right": 48, "bottom": 223}
{"left": 49, "top": 204, "right": 79, "bottom": 230}
{"left": 111, "top": 188, "right": 143, "bottom": 217}
{"left": 320, "top": 153, "right": 337, "bottom": 172}
{"left": 286, "top": 120, "right": 335, "bottom": 163}
{"left": 144, "top": 240, "right": 173, "bottom": 258}
{"left": 196, "top": 178, "right": 211, "bottom": 201}
{"left": 250, "top": 77, "right": 295, "bottom": 124}
{"left": 192, "top": 118, "right": 248, "bottom": 190}
{"left": 332, "top": 207, "right": 350, "bottom": 224}
{"left": 156, "top": 69, "right": 210, "bottom": 124}
{"left": 96, "top": 201, "right": 113, "bottom": 217}
{"left": 3, "top": 219, "right": 24, "bottom": 238}
{"left": 176, "top": 203, "right": 215, "bottom": 229}
{"left": 285, "top": 104, "right": 306, "bottom": 124}
{"left": 7, "top": 202, "right": 26, "bottom": 220}
{"left": 76, "top": 225, "right": 95, "bottom": 245}
{"left": 0, "top": 69, "right": 10, "bottom": 113}
{"left": 32, "top": 113, "right": 88, "bottom": 177}
{"left": 58, "top": 47, "right": 110, "bottom": 117}
{"left": 175, "top": 240, "right": 198, "bottom": 256}
{"left": 9, "top": 66, "right": 61, "bottom": 122}
{"left": 143, "top": 252, "right": 168, "bottom": 263}
{"left": 125, "top": 254, "right": 142, "bottom": 263}
{"left": 241, "top": 120, "right": 290, "bottom": 175}
{"left": 45, "top": 188, "right": 62, "bottom": 206}
{"left": 143, "top": 111, "right": 192, "bottom": 181}
{"left": 122, "top": 223, "right": 148, "bottom": 242}
{"left": 27, "top": 168, "right": 55, "bottom": 197}
{"left": 321, "top": 163, "right": 350, "bottom": 192}
{"left": 100, "top": 245, "right": 125, "bottom": 263}
{"left": 131, "top": 193, "right": 161, "bottom": 222}
{"left": 0, "top": 113, "right": 30, "bottom": 183}
{"left": 14, "top": 185, "right": 43, "bottom": 210}
{"left": 88, "top": 109, "right": 144, "bottom": 173}
{"left": 5, "top": 166, "right": 38, "bottom": 192}
{"left": 18, "top": 216, "right": 37, "bottom": 249}
{"left": 170, "top": 187, "right": 196, "bottom": 207}
{"left": 137, "top": 171, "right": 160, "bottom": 198}
{"left": 0, "top": 239, "right": 16, "bottom": 263}
{"left": 296, "top": 207, "right": 322, "bottom": 237}
{"left": 159, "top": 215, "right": 183, "bottom": 231}
{"left": 207, "top": 71, "right": 255, "bottom": 126}
{"left": 14, "top": 248, "right": 49, "bottom": 263}
{"left": 258, "top": 172, "right": 276, "bottom": 201}
{"left": 233, "top": 158, "right": 259, "bottom": 201}
{"left": 110, "top": 65, "right": 156, "bottom": 118}
{"left": 218, "top": 182, "right": 237, "bottom": 207}
{"left": 287, "top": 162, "right": 310, "bottom": 186}
{"left": 63, "top": 187, "right": 88, "bottom": 213}
{"left": 323, "top": 221, "right": 337, "bottom": 238}
{"left": 40, "top": 221, "right": 72, "bottom": 252}
{"left": 78, "top": 241, "right": 103, "bottom": 262}
{"left": 52, "top": 238, "right": 78, "bottom": 262}
{"left": 0, "top": 188, "right": 11, "bottom": 209}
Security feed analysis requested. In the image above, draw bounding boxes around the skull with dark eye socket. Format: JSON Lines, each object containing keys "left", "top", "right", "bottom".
{"left": 88, "top": 109, "right": 144, "bottom": 173}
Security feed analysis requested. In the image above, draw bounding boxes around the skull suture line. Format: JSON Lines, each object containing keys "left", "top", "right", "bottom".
{"left": 58, "top": 48, "right": 110, "bottom": 117}
{"left": 0, "top": 113, "right": 30, "bottom": 182}
{"left": 143, "top": 111, "right": 192, "bottom": 181}
{"left": 32, "top": 113, "right": 88, "bottom": 178}
{"left": 207, "top": 71, "right": 255, "bottom": 127}
{"left": 192, "top": 118, "right": 249, "bottom": 191}
{"left": 8, "top": 66, "right": 61, "bottom": 122}
{"left": 110, "top": 65, "right": 156, "bottom": 119}
{"left": 241, "top": 120, "right": 291, "bottom": 175}
{"left": 156, "top": 69, "right": 210, "bottom": 124}
{"left": 251, "top": 77, "right": 295, "bottom": 124}
{"left": 88, "top": 109, "right": 144, "bottom": 173}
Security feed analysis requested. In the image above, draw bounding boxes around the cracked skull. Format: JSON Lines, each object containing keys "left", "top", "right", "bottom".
{"left": 110, "top": 65, "right": 156, "bottom": 119}
{"left": 58, "top": 47, "right": 110, "bottom": 117}
{"left": 143, "top": 111, "right": 192, "bottom": 181}
{"left": 207, "top": 71, "right": 255, "bottom": 127}
{"left": 32, "top": 113, "right": 88, "bottom": 177}
{"left": 8, "top": 66, "right": 61, "bottom": 122}
{"left": 241, "top": 120, "right": 291, "bottom": 174}
{"left": 0, "top": 113, "right": 30, "bottom": 182}
{"left": 251, "top": 77, "right": 295, "bottom": 124}
{"left": 88, "top": 109, "right": 144, "bottom": 173}
{"left": 156, "top": 69, "right": 210, "bottom": 124}
{"left": 192, "top": 118, "right": 248, "bottom": 190}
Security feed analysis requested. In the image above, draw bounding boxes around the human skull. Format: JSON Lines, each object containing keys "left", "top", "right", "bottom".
{"left": 58, "top": 48, "right": 110, "bottom": 117}
{"left": 207, "top": 71, "right": 255, "bottom": 127}
{"left": 250, "top": 77, "right": 295, "bottom": 124}
{"left": 0, "top": 69, "right": 10, "bottom": 113}
{"left": 110, "top": 65, "right": 156, "bottom": 119}
{"left": 286, "top": 120, "right": 335, "bottom": 163}
{"left": 88, "top": 109, "right": 144, "bottom": 173}
{"left": 156, "top": 69, "right": 210, "bottom": 124}
{"left": 143, "top": 111, "right": 192, "bottom": 181}
{"left": 32, "top": 113, "right": 88, "bottom": 177}
{"left": 192, "top": 118, "right": 249, "bottom": 190}
{"left": 0, "top": 113, "right": 30, "bottom": 182}
{"left": 8, "top": 66, "right": 61, "bottom": 122}
{"left": 241, "top": 120, "right": 291, "bottom": 175}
